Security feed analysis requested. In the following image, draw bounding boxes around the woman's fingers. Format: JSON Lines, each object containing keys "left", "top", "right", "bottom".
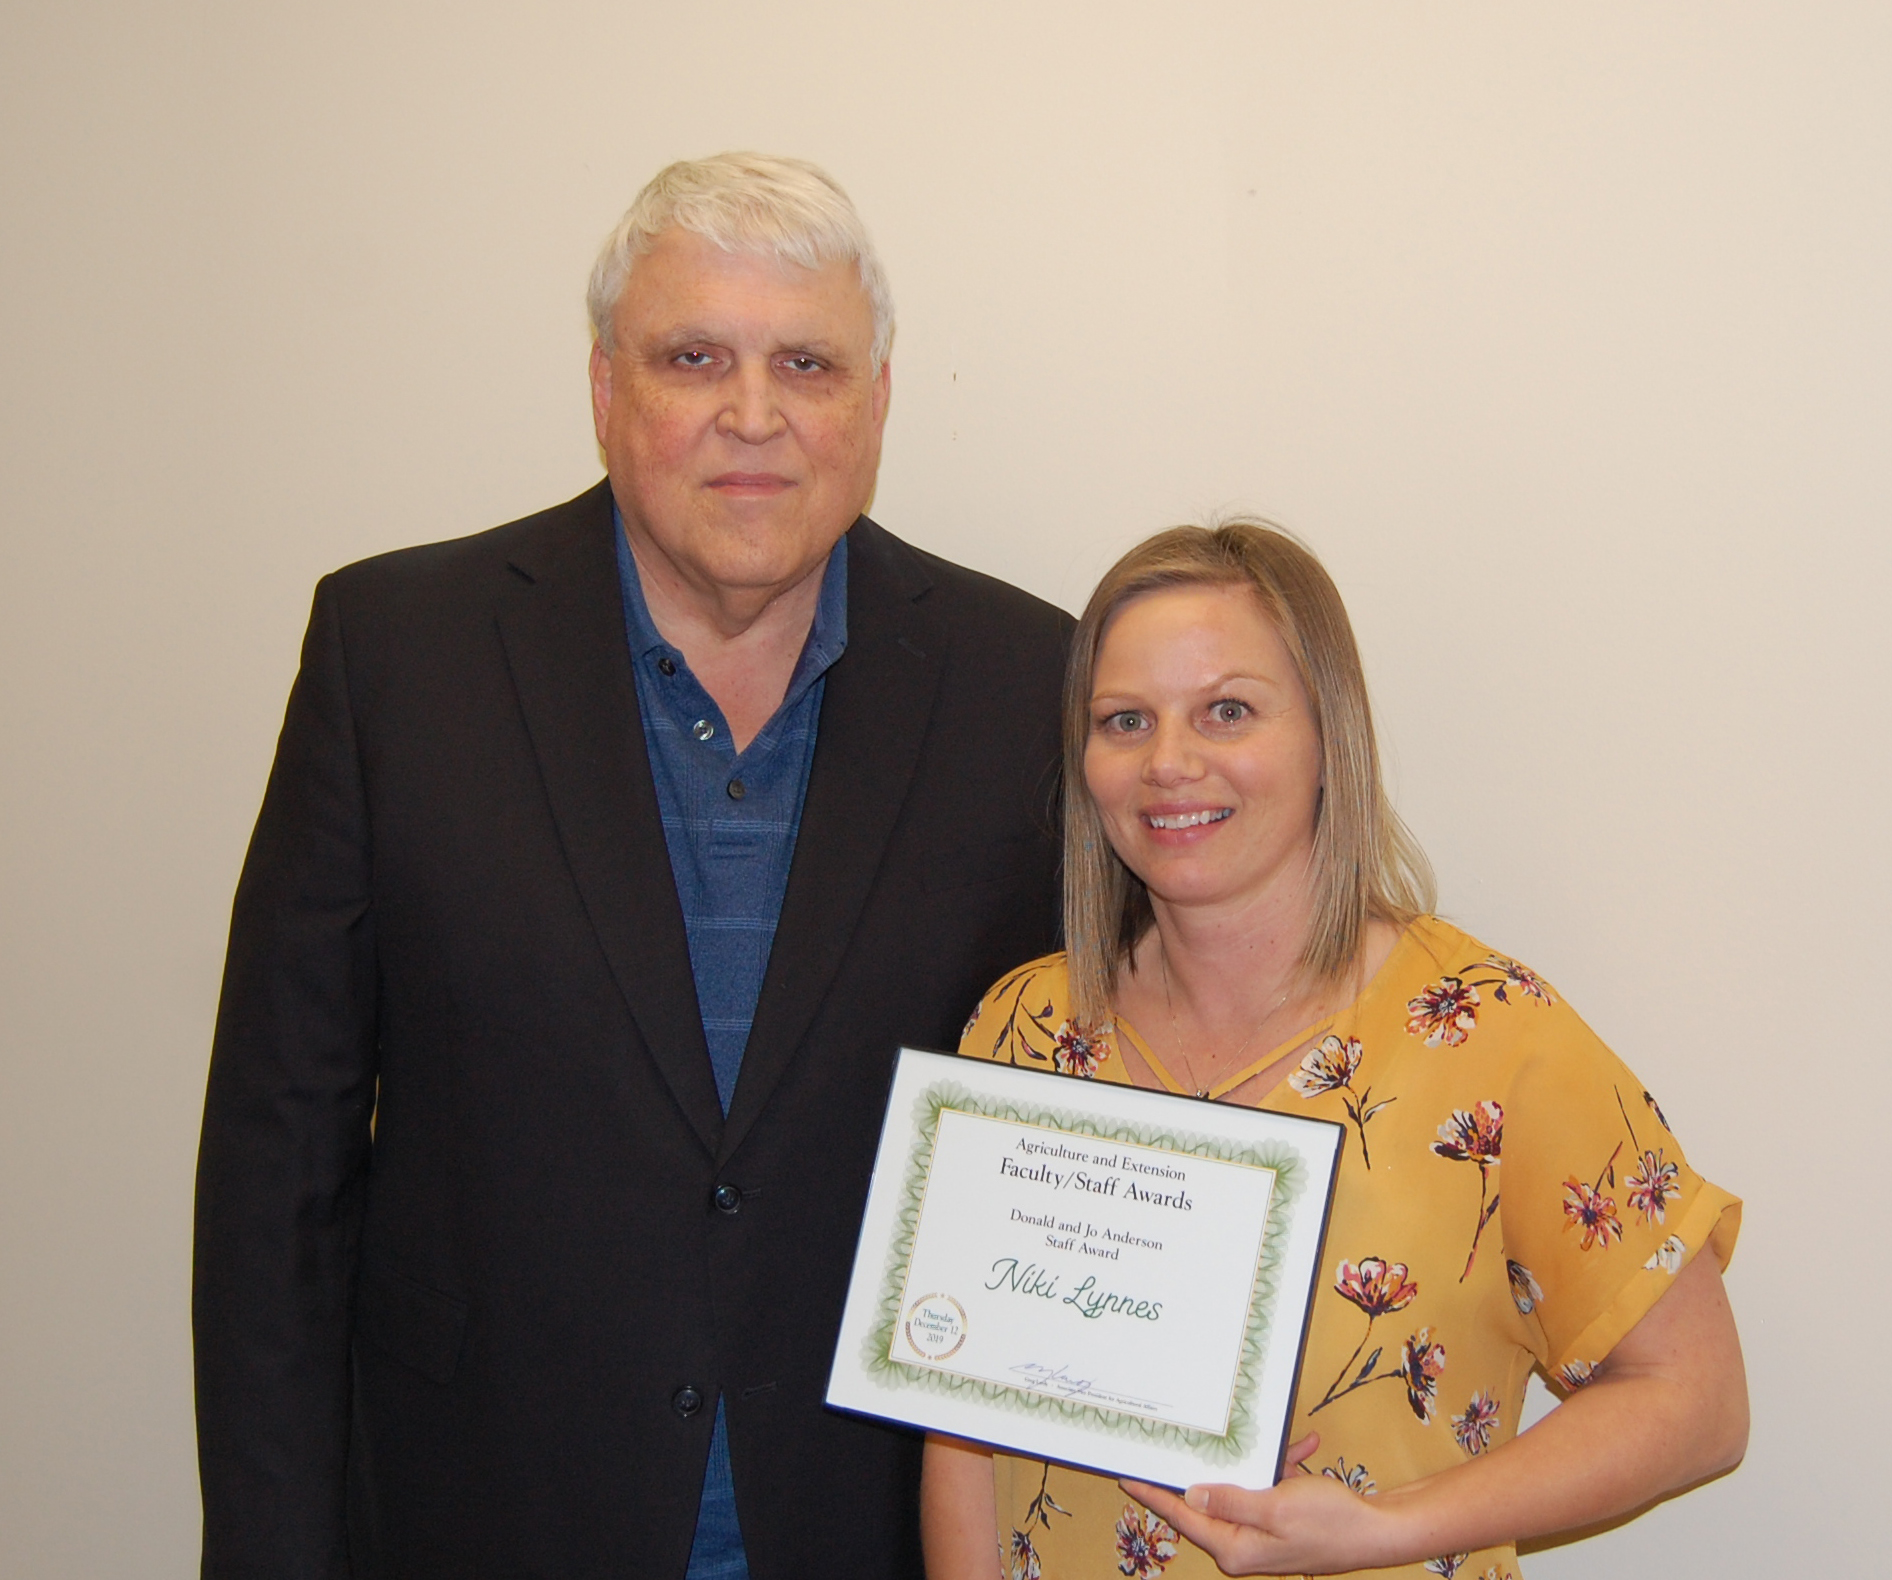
{"left": 1120, "top": 1477, "right": 1227, "bottom": 1532}
{"left": 1120, "top": 1467, "right": 1397, "bottom": 1576}
{"left": 1119, "top": 1479, "right": 1189, "bottom": 1520}
{"left": 1183, "top": 1483, "right": 1274, "bottom": 1522}
{"left": 1280, "top": 1432, "right": 1321, "bottom": 1476}
{"left": 1121, "top": 1480, "right": 1281, "bottom": 1573}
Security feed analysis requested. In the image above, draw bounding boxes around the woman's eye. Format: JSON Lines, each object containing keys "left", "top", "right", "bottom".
{"left": 1099, "top": 710, "right": 1146, "bottom": 734}
{"left": 1209, "top": 700, "right": 1249, "bottom": 725}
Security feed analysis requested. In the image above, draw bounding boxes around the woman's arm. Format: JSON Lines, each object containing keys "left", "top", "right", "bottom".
{"left": 1125, "top": 1250, "right": 1748, "bottom": 1576}
{"left": 923, "top": 1434, "right": 1002, "bottom": 1580}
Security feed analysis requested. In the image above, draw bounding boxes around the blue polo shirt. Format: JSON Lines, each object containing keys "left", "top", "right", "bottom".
{"left": 613, "top": 516, "right": 848, "bottom": 1579}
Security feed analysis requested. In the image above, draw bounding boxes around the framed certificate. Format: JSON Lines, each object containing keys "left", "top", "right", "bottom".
{"left": 826, "top": 1048, "right": 1345, "bottom": 1489}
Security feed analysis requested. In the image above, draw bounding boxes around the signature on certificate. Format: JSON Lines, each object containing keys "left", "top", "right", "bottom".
{"left": 1009, "top": 1361, "right": 1166, "bottom": 1414}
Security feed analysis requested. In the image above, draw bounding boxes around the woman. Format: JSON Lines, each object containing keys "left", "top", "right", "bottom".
{"left": 922, "top": 523, "right": 1746, "bottom": 1579}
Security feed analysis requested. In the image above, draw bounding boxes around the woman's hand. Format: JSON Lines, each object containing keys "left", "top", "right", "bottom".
{"left": 1123, "top": 1252, "right": 1746, "bottom": 1576}
{"left": 1123, "top": 1433, "right": 1413, "bottom": 1577}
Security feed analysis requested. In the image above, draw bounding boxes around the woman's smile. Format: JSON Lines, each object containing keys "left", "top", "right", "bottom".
{"left": 1143, "top": 806, "right": 1233, "bottom": 832}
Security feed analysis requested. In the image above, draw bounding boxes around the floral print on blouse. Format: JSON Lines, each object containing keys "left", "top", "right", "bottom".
{"left": 957, "top": 916, "right": 1740, "bottom": 1580}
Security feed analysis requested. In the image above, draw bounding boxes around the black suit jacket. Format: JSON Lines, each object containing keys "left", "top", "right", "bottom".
{"left": 194, "top": 482, "right": 1072, "bottom": 1579}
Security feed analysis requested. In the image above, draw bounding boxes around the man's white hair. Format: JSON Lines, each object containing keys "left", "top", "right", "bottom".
{"left": 587, "top": 152, "right": 895, "bottom": 373}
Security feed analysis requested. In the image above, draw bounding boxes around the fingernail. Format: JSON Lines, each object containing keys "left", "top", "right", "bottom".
{"left": 1185, "top": 1486, "right": 1209, "bottom": 1511}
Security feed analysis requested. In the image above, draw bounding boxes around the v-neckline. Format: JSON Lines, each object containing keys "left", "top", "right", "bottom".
{"left": 1113, "top": 919, "right": 1430, "bottom": 1103}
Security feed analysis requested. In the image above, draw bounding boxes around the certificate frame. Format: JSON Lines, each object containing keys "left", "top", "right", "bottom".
{"left": 826, "top": 1048, "right": 1345, "bottom": 1490}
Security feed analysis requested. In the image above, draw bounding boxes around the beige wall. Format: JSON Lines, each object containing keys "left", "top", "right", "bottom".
{"left": 3, "top": 3, "right": 1886, "bottom": 1574}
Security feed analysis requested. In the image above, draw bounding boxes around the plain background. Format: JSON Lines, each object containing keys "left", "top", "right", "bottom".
{"left": 3, "top": 3, "right": 1886, "bottom": 1574}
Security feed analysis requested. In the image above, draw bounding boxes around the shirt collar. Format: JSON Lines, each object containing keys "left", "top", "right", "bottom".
{"left": 613, "top": 504, "right": 850, "bottom": 687}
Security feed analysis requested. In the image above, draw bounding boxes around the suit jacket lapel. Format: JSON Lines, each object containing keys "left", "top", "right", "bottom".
{"left": 721, "top": 519, "right": 944, "bottom": 1158}
{"left": 495, "top": 485, "right": 724, "bottom": 1155}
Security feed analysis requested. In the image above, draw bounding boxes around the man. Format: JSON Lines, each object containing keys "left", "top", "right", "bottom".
{"left": 193, "top": 154, "right": 1070, "bottom": 1579}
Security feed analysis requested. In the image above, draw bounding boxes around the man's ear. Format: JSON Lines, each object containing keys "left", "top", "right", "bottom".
{"left": 872, "top": 355, "right": 892, "bottom": 427}
{"left": 588, "top": 341, "right": 613, "bottom": 445}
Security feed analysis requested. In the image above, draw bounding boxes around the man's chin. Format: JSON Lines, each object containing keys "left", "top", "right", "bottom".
{"left": 670, "top": 524, "right": 849, "bottom": 607}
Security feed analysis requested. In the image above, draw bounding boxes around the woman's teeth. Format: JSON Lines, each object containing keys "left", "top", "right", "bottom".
{"left": 1146, "top": 809, "right": 1232, "bottom": 830}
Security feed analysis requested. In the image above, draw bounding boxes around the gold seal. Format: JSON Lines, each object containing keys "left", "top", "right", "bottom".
{"left": 902, "top": 1293, "right": 968, "bottom": 1360}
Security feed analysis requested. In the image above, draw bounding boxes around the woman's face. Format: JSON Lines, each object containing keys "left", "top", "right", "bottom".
{"left": 1084, "top": 584, "right": 1324, "bottom": 918}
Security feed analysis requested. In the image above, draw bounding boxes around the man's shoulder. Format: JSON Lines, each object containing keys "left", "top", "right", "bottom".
{"left": 849, "top": 517, "right": 1074, "bottom": 643}
{"left": 321, "top": 480, "right": 613, "bottom": 609}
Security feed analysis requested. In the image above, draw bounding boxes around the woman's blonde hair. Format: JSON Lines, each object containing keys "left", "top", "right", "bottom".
{"left": 1063, "top": 520, "right": 1435, "bottom": 1023}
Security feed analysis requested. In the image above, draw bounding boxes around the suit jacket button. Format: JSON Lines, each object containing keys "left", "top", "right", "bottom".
{"left": 672, "top": 1385, "right": 704, "bottom": 1418}
{"left": 712, "top": 1182, "right": 742, "bottom": 1215}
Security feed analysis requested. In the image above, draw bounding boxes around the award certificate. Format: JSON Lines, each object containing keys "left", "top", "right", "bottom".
{"left": 826, "top": 1048, "right": 1344, "bottom": 1488}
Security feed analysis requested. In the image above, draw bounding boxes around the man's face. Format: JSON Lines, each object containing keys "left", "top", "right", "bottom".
{"left": 590, "top": 228, "right": 891, "bottom": 616}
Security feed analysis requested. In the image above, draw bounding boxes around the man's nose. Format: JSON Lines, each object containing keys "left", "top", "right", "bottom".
{"left": 717, "top": 360, "right": 786, "bottom": 445}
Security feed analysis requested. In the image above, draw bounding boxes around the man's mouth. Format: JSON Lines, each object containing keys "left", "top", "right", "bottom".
{"left": 709, "top": 472, "right": 794, "bottom": 492}
{"left": 1144, "top": 809, "right": 1232, "bottom": 831}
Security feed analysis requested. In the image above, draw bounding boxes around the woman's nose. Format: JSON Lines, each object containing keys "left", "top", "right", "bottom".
{"left": 1142, "top": 716, "right": 1202, "bottom": 784}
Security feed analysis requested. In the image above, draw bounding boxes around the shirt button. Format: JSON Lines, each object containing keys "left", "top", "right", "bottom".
{"left": 657, "top": 656, "right": 677, "bottom": 677}
{"left": 672, "top": 1384, "right": 704, "bottom": 1418}
{"left": 692, "top": 719, "right": 714, "bottom": 742}
{"left": 712, "top": 1182, "right": 742, "bottom": 1214}
{"left": 726, "top": 779, "right": 746, "bottom": 801}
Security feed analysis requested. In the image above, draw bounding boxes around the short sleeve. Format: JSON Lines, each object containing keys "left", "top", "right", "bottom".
{"left": 954, "top": 953, "right": 1124, "bottom": 1082}
{"left": 1497, "top": 1003, "right": 1740, "bottom": 1381}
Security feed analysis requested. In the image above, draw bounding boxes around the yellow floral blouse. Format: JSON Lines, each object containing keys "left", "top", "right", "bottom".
{"left": 954, "top": 916, "right": 1740, "bottom": 1580}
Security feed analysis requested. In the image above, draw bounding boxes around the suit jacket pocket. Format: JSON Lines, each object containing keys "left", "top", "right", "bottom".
{"left": 922, "top": 834, "right": 1037, "bottom": 893}
{"left": 355, "top": 1261, "right": 468, "bottom": 1384}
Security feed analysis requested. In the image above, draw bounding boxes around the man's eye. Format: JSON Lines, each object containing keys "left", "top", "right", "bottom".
{"left": 782, "top": 355, "right": 823, "bottom": 374}
{"left": 674, "top": 350, "right": 716, "bottom": 368}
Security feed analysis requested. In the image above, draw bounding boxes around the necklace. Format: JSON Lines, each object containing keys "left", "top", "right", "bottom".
{"left": 1160, "top": 944, "right": 1293, "bottom": 1099}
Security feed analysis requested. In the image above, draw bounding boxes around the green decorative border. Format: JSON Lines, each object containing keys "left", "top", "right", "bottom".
{"left": 863, "top": 1080, "right": 1307, "bottom": 1463}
